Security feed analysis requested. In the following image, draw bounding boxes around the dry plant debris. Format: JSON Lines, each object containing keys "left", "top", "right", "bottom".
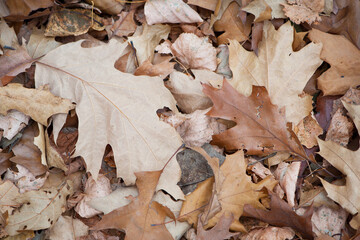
{"left": 0, "top": 0, "right": 359, "bottom": 239}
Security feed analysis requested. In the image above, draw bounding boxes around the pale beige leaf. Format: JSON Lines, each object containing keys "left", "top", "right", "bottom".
{"left": 308, "top": 29, "right": 360, "bottom": 96}
{"left": 311, "top": 205, "right": 347, "bottom": 238}
{"left": 187, "top": 0, "right": 217, "bottom": 11}
{"left": 144, "top": 0, "right": 203, "bottom": 25}
{"left": 282, "top": 0, "right": 324, "bottom": 24}
{"left": 166, "top": 70, "right": 222, "bottom": 113}
{"left": 5, "top": 180, "right": 73, "bottom": 236}
{"left": 274, "top": 161, "right": 301, "bottom": 207}
{"left": 209, "top": 0, "right": 234, "bottom": 27}
{"left": 343, "top": 101, "right": 360, "bottom": 131}
{"left": 44, "top": 133, "right": 67, "bottom": 172}
{"left": 128, "top": 23, "right": 170, "bottom": 65}
{"left": 111, "top": 10, "right": 137, "bottom": 37}
{"left": 34, "top": 123, "right": 46, "bottom": 166}
{"left": 228, "top": 21, "right": 322, "bottom": 124}
{"left": 46, "top": 215, "right": 88, "bottom": 240}
{"left": 242, "top": 0, "right": 287, "bottom": 20}
{"left": 0, "top": 1, "right": 9, "bottom": 18}
{"left": 0, "top": 110, "right": 29, "bottom": 139}
{"left": 0, "top": 20, "right": 18, "bottom": 49}
{"left": 0, "top": 181, "right": 20, "bottom": 222}
{"left": 35, "top": 39, "right": 184, "bottom": 200}
{"left": 171, "top": 33, "right": 217, "bottom": 71}
{"left": 26, "top": 28, "right": 61, "bottom": 59}
{"left": 0, "top": 84, "right": 75, "bottom": 126}
{"left": 134, "top": 58, "right": 175, "bottom": 78}
{"left": 266, "top": 152, "right": 290, "bottom": 167}
{"left": 294, "top": 114, "right": 323, "bottom": 148}
{"left": 75, "top": 174, "right": 111, "bottom": 218}
{"left": 4, "top": 165, "right": 48, "bottom": 193}
{"left": 242, "top": 226, "right": 295, "bottom": 240}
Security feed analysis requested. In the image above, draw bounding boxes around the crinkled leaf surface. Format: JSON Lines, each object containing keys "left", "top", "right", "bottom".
{"left": 228, "top": 21, "right": 322, "bottom": 124}
{"left": 35, "top": 39, "right": 184, "bottom": 200}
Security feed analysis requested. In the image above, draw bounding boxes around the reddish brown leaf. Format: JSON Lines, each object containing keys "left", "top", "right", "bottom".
{"left": 203, "top": 79, "right": 307, "bottom": 158}
{"left": 243, "top": 192, "right": 314, "bottom": 240}
{"left": 196, "top": 213, "right": 239, "bottom": 240}
{"left": 134, "top": 58, "right": 175, "bottom": 78}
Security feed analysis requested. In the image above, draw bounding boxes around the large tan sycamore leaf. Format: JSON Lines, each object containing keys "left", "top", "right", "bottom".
{"left": 317, "top": 101, "right": 360, "bottom": 229}
{"left": 228, "top": 21, "right": 322, "bottom": 124}
{"left": 35, "top": 39, "right": 184, "bottom": 200}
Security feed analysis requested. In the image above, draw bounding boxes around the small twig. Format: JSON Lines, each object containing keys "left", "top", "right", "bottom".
{"left": 247, "top": 152, "right": 277, "bottom": 166}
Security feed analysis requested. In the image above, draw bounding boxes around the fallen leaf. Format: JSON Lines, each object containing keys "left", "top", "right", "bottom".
{"left": 317, "top": 127, "right": 360, "bottom": 229}
{"left": 0, "top": 46, "right": 34, "bottom": 85}
{"left": 0, "top": 152, "right": 12, "bottom": 175}
{"left": 45, "top": 8, "right": 104, "bottom": 37}
{"left": 75, "top": 174, "right": 111, "bottom": 218}
{"left": 4, "top": 165, "right": 48, "bottom": 193}
{"left": 46, "top": 215, "right": 88, "bottom": 240}
{"left": 91, "top": 171, "right": 175, "bottom": 240}
{"left": 242, "top": 0, "right": 287, "bottom": 20}
{"left": 5, "top": 0, "right": 53, "bottom": 17}
{"left": 308, "top": 29, "right": 360, "bottom": 96}
{"left": 213, "top": 2, "right": 251, "bottom": 44}
{"left": 0, "top": 181, "right": 20, "bottom": 225}
{"left": 171, "top": 33, "right": 217, "bottom": 71}
{"left": 0, "top": 84, "right": 75, "bottom": 126}
{"left": 4, "top": 180, "right": 73, "bottom": 236}
{"left": 0, "top": 3, "right": 9, "bottom": 19}
{"left": 128, "top": 23, "right": 171, "bottom": 65}
{"left": 26, "top": 28, "right": 61, "bottom": 59}
{"left": 241, "top": 226, "right": 295, "bottom": 240}
{"left": 180, "top": 148, "right": 277, "bottom": 232}
{"left": 35, "top": 39, "right": 184, "bottom": 200}
{"left": 282, "top": 0, "right": 324, "bottom": 24}
{"left": 311, "top": 205, "right": 347, "bottom": 238}
{"left": 111, "top": 10, "right": 137, "bottom": 37}
{"left": 0, "top": 20, "right": 18, "bottom": 49}
{"left": 196, "top": 213, "right": 238, "bottom": 240}
{"left": 216, "top": 44, "right": 232, "bottom": 79}
{"left": 166, "top": 70, "right": 223, "bottom": 113}
{"left": 244, "top": 192, "right": 314, "bottom": 239}
{"left": 144, "top": 0, "right": 203, "bottom": 25}
{"left": 274, "top": 161, "right": 301, "bottom": 207}
{"left": 343, "top": 101, "right": 360, "bottom": 131}
{"left": 187, "top": 0, "right": 218, "bottom": 11}
{"left": 203, "top": 79, "right": 307, "bottom": 158}
{"left": 209, "top": 0, "right": 236, "bottom": 27}
{"left": 294, "top": 115, "right": 323, "bottom": 148}
{"left": 228, "top": 21, "right": 322, "bottom": 124}
{"left": 9, "top": 123, "right": 47, "bottom": 177}
{"left": 0, "top": 110, "right": 29, "bottom": 140}
{"left": 134, "top": 58, "right": 175, "bottom": 78}
{"left": 85, "top": 0, "right": 123, "bottom": 15}
{"left": 325, "top": 108, "right": 354, "bottom": 146}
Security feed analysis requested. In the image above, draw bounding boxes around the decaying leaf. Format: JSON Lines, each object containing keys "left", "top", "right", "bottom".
{"left": 203, "top": 79, "right": 307, "bottom": 158}
{"left": 134, "top": 57, "right": 175, "bottom": 79}
{"left": 5, "top": 180, "right": 73, "bottom": 236}
{"left": 45, "top": 8, "right": 104, "bottom": 37}
{"left": 213, "top": 2, "right": 251, "bottom": 44}
{"left": 282, "top": 0, "right": 324, "bottom": 24}
{"left": 308, "top": 29, "right": 360, "bottom": 96}
{"left": 228, "top": 21, "right": 322, "bottom": 124}
{"left": 0, "top": 181, "right": 20, "bottom": 225}
{"left": 171, "top": 33, "right": 217, "bottom": 71}
{"left": 242, "top": 0, "right": 287, "bottom": 20}
{"left": 128, "top": 23, "right": 171, "bottom": 65}
{"left": 325, "top": 108, "right": 354, "bottom": 146}
{"left": 75, "top": 174, "right": 111, "bottom": 218}
{"left": 91, "top": 171, "right": 175, "bottom": 240}
{"left": 0, "top": 110, "right": 29, "bottom": 140}
{"left": 244, "top": 192, "right": 314, "bottom": 239}
{"left": 0, "top": 20, "right": 18, "bottom": 49}
{"left": 144, "top": 0, "right": 203, "bottom": 25}
{"left": 35, "top": 39, "right": 184, "bottom": 200}
{"left": 294, "top": 115, "right": 323, "bottom": 148}
{"left": 196, "top": 213, "right": 238, "bottom": 240}
{"left": 0, "top": 84, "right": 75, "bottom": 126}
{"left": 242, "top": 226, "right": 295, "bottom": 240}
{"left": 46, "top": 215, "right": 89, "bottom": 240}
{"left": 180, "top": 148, "right": 277, "bottom": 232}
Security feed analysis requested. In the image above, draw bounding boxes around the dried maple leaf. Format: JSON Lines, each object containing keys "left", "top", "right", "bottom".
{"left": 180, "top": 148, "right": 277, "bottom": 232}
{"left": 5, "top": 180, "right": 73, "bottom": 236}
{"left": 171, "top": 33, "right": 217, "bottom": 71}
{"left": 144, "top": 0, "right": 203, "bottom": 25}
{"left": 244, "top": 192, "right": 314, "bottom": 239}
{"left": 35, "top": 40, "right": 184, "bottom": 200}
{"left": 282, "top": 0, "right": 324, "bottom": 24}
{"left": 228, "top": 21, "right": 322, "bottom": 124}
{"left": 213, "top": 2, "right": 252, "bottom": 44}
{"left": 308, "top": 29, "right": 360, "bottom": 96}
{"left": 0, "top": 84, "right": 75, "bottom": 126}
{"left": 196, "top": 213, "right": 238, "bottom": 240}
{"left": 317, "top": 101, "right": 360, "bottom": 229}
{"left": 203, "top": 79, "right": 307, "bottom": 158}
{"left": 91, "top": 170, "right": 175, "bottom": 240}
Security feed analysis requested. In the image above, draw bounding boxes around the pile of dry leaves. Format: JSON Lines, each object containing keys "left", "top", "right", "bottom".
{"left": 0, "top": 0, "right": 359, "bottom": 239}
